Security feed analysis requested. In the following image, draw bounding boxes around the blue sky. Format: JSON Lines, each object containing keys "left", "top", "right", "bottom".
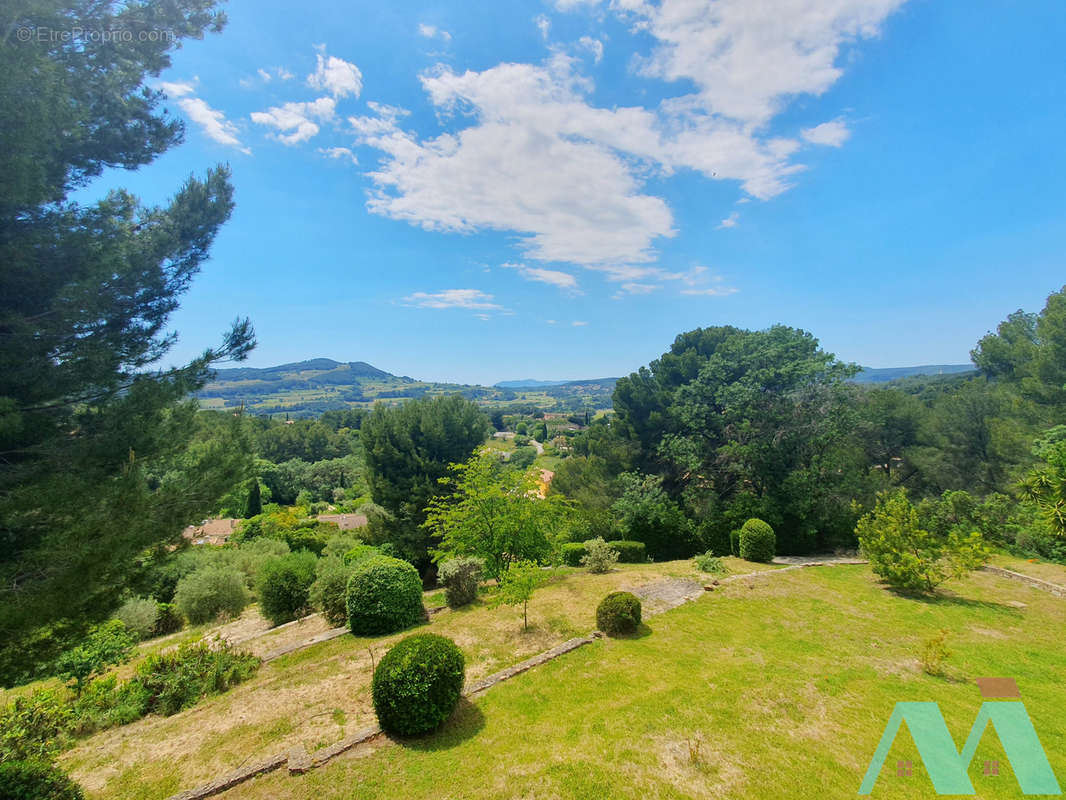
{"left": 87, "top": 0, "right": 1066, "bottom": 384}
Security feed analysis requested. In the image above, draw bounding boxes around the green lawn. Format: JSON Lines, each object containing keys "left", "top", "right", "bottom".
{"left": 223, "top": 563, "right": 1066, "bottom": 800}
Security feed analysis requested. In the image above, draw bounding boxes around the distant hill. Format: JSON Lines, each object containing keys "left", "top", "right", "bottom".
{"left": 852, "top": 364, "right": 975, "bottom": 383}
{"left": 495, "top": 379, "right": 569, "bottom": 388}
{"left": 197, "top": 359, "right": 613, "bottom": 418}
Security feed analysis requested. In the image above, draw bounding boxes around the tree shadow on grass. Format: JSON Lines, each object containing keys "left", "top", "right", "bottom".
{"left": 394, "top": 698, "right": 486, "bottom": 752}
{"left": 884, "top": 586, "right": 1024, "bottom": 618}
{"left": 604, "top": 622, "right": 653, "bottom": 640}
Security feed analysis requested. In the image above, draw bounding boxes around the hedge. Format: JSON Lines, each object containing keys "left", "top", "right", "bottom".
{"left": 606, "top": 540, "right": 646, "bottom": 563}
{"left": 561, "top": 542, "right": 586, "bottom": 567}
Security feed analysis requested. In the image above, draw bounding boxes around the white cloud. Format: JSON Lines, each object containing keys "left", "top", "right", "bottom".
{"left": 620, "top": 0, "right": 905, "bottom": 126}
{"left": 277, "top": 67, "right": 294, "bottom": 81}
{"left": 502, "top": 262, "right": 580, "bottom": 292}
{"left": 251, "top": 97, "right": 336, "bottom": 145}
{"left": 257, "top": 68, "right": 272, "bottom": 82}
{"left": 159, "top": 81, "right": 195, "bottom": 97}
{"left": 402, "top": 289, "right": 502, "bottom": 310}
{"left": 681, "top": 286, "right": 739, "bottom": 296}
{"left": 716, "top": 211, "right": 739, "bottom": 229}
{"left": 578, "top": 36, "right": 604, "bottom": 63}
{"left": 418, "top": 23, "right": 452, "bottom": 41}
{"left": 318, "top": 146, "right": 359, "bottom": 165}
{"left": 161, "top": 82, "right": 249, "bottom": 153}
{"left": 572, "top": 320, "right": 589, "bottom": 326}
{"left": 802, "top": 119, "right": 851, "bottom": 147}
{"left": 535, "top": 14, "right": 551, "bottom": 39}
{"left": 620, "top": 282, "right": 660, "bottom": 294}
{"left": 307, "top": 51, "right": 363, "bottom": 98}
{"left": 345, "top": 0, "right": 902, "bottom": 287}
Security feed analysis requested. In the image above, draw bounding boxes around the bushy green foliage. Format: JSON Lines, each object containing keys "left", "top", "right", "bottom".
{"left": 361, "top": 395, "right": 491, "bottom": 565}
{"left": 580, "top": 538, "right": 619, "bottom": 574}
{"left": 607, "top": 540, "right": 646, "bottom": 563}
{"left": 0, "top": 690, "right": 72, "bottom": 764}
{"left": 0, "top": 760, "right": 84, "bottom": 800}
{"left": 257, "top": 551, "right": 318, "bottom": 626}
{"left": 856, "top": 490, "right": 990, "bottom": 593}
{"left": 113, "top": 598, "right": 161, "bottom": 641}
{"left": 131, "top": 641, "right": 260, "bottom": 716}
{"left": 596, "top": 591, "right": 642, "bottom": 635}
{"left": 371, "top": 634, "right": 465, "bottom": 737}
{"left": 55, "top": 620, "right": 136, "bottom": 694}
{"left": 694, "top": 553, "right": 727, "bottom": 574}
{"left": 342, "top": 544, "right": 380, "bottom": 565}
{"left": 309, "top": 556, "right": 353, "bottom": 627}
{"left": 426, "top": 452, "right": 567, "bottom": 578}
{"left": 346, "top": 556, "right": 425, "bottom": 635}
{"left": 174, "top": 566, "right": 250, "bottom": 624}
{"left": 738, "top": 519, "right": 776, "bottom": 563}
{"left": 437, "top": 557, "right": 484, "bottom": 608}
{"left": 612, "top": 473, "right": 699, "bottom": 560}
{"left": 69, "top": 676, "right": 150, "bottom": 736}
{"left": 561, "top": 542, "right": 587, "bottom": 566}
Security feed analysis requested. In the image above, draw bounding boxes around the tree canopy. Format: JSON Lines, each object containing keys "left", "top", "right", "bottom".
{"left": 0, "top": 0, "right": 253, "bottom": 684}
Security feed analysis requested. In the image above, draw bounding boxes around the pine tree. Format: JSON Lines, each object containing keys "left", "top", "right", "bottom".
{"left": 0, "top": 0, "right": 255, "bottom": 684}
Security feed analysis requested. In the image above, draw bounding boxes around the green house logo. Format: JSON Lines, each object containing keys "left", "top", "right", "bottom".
{"left": 859, "top": 678, "right": 1061, "bottom": 795}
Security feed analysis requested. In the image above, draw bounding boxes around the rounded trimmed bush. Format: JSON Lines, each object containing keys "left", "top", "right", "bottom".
{"left": 346, "top": 556, "right": 425, "bottom": 636}
{"left": 606, "top": 540, "right": 646, "bottom": 563}
{"left": 596, "top": 591, "right": 642, "bottom": 635}
{"left": 0, "top": 760, "right": 85, "bottom": 800}
{"left": 561, "top": 542, "right": 586, "bottom": 567}
{"left": 371, "top": 633, "right": 465, "bottom": 736}
{"left": 738, "top": 518, "right": 775, "bottom": 563}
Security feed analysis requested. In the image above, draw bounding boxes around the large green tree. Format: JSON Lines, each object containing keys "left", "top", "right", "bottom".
{"left": 425, "top": 451, "right": 569, "bottom": 578}
{"left": 0, "top": 0, "right": 253, "bottom": 684}
{"left": 361, "top": 395, "right": 491, "bottom": 566}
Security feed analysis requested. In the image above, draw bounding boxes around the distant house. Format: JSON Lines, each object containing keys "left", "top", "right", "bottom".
{"left": 316, "top": 513, "right": 368, "bottom": 531}
{"left": 182, "top": 518, "right": 240, "bottom": 546}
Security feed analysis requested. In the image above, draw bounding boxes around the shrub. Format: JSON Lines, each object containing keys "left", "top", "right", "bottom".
{"left": 581, "top": 537, "right": 619, "bottom": 574}
{"left": 494, "top": 560, "right": 550, "bottom": 630}
{"left": 342, "top": 543, "right": 380, "bottom": 565}
{"left": 371, "top": 634, "right": 465, "bottom": 736}
{"left": 0, "top": 690, "right": 72, "bottom": 764}
{"left": 694, "top": 552, "right": 727, "bottom": 574}
{"left": 152, "top": 603, "right": 184, "bottom": 637}
{"left": 309, "top": 556, "right": 353, "bottom": 627}
{"left": 69, "top": 676, "right": 150, "bottom": 735}
{"left": 437, "top": 557, "right": 484, "bottom": 608}
{"left": 174, "top": 566, "right": 250, "bottom": 624}
{"left": 607, "top": 540, "right": 646, "bottom": 563}
{"left": 114, "top": 598, "right": 159, "bottom": 640}
{"left": 738, "top": 519, "right": 776, "bottom": 563}
{"left": 856, "top": 490, "right": 989, "bottom": 593}
{"left": 920, "top": 630, "right": 951, "bottom": 676}
{"left": 0, "top": 760, "right": 84, "bottom": 800}
{"left": 346, "top": 556, "right": 425, "bottom": 636}
{"left": 596, "top": 591, "right": 642, "bottom": 636}
{"left": 54, "top": 620, "right": 135, "bottom": 694}
{"left": 257, "top": 551, "right": 318, "bottom": 626}
{"left": 130, "top": 641, "right": 260, "bottom": 716}
{"left": 561, "top": 542, "right": 586, "bottom": 566}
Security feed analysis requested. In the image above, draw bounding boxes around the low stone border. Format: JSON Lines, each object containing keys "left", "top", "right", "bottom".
{"left": 464, "top": 634, "right": 600, "bottom": 696}
{"left": 982, "top": 565, "right": 1066, "bottom": 597}
{"left": 168, "top": 753, "right": 289, "bottom": 800}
